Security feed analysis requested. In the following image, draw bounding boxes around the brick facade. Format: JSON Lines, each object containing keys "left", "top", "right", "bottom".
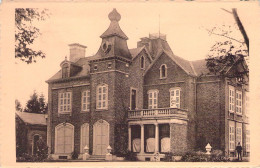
{"left": 46, "top": 9, "right": 249, "bottom": 160}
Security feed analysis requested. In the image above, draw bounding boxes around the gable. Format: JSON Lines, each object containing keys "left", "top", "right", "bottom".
{"left": 144, "top": 52, "right": 190, "bottom": 85}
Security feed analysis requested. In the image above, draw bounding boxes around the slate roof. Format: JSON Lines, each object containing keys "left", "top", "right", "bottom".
{"left": 16, "top": 111, "right": 47, "bottom": 126}
{"left": 191, "top": 59, "right": 210, "bottom": 76}
{"left": 129, "top": 47, "right": 145, "bottom": 59}
{"left": 47, "top": 55, "right": 98, "bottom": 82}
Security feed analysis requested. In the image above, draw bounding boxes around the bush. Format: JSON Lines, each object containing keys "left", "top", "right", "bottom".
{"left": 16, "top": 153, "right": 48, "bottom": 162}
{"left": 181, "top": 151, "right": 209, "bottom": 162}
{"left": 209, "top": 150, "right": 230, "bottom": 162}
{"left": 181, "top": 150, "right": 230, "bottom": 162}
{"left": 124, "top": 151, "right": 138, "bottom": 161}
{"left": 164, "top": 152, "right": 174, "bottom": 162}
{"left": 71, "top": 151, "right": 79, "bottom": 160}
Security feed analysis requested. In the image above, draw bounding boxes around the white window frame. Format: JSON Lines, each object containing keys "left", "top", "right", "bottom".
{"left": 236, "top": 123, "right": 242, "bottom": 146}
{"left": 130, "top": 87, "right": 137, "bottom": 110}
{"left": 169, "top": 88, "right": 181, "bottom": 108}
{"left": 148, "top": 90, "right": 159, "bottom": 109}
{"left": 80, "top": 123, "right": 90, "bottom": 154}
{"left": 229, "top": 86, "right": 235, "bottom": 113}
{"left": 140, "top": 56, "right": 145, "bottom": 69}
{"left": 82, "top": 90, "right": 90, "bottom": 112}
{"left": 229, "top": 121, "right": 235, "bottom": 150}
{"left": 55, "top": 123, "right": 74, "bottom": 154}
{"left": 245, "top": 92, "right": 249, "bottom": 116}
{"left": 246, "top": 126, "right": 250, "bottom": 152}
{"left": 160, "top": 64, "right": 167, "bottom": 79}
{"left": 236, "top": 91, "right": 242, "bottom": 115}
{"left": 58, "top": 92, "right": 72, "bottom": 114}
{"left": 96, "top": 84, "right": 108, "bottom": 110}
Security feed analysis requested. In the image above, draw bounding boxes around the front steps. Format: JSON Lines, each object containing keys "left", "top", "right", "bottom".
{"left": 85, "top": 155, "right": 106, "bottom": 162}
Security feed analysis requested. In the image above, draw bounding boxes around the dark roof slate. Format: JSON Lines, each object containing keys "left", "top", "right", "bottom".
{"left": 16, "top": 111, "right": 47, "bottom": 126}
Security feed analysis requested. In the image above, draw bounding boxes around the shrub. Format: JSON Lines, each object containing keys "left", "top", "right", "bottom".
{"left": 16, "top": 153, "right": 48, "bottom": 162}
{"left": 181, "top": 151, "right": 208, "bottom": 162}
{"left": 71, "top": 151, "right": 79, "bottom": 160}
{"left": 124, "top": 151, "right": 138, "bottom": 161}
{"left": 164, "top": 152, "right": 174, "bottom": 162}
{"left": 181, "top": 150, "right": 230, "bottom": 162}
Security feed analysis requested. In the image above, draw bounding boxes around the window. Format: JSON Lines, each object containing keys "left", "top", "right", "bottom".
{"left": 94, "top": 64, "right": 98, "bottom": 70}
{"left": 82, "top": 90, "right": 90, "bottom": 112}
{"left": 108, "top": 62, "right": 112, "bottom": 69}
{"left": 245, "top": 92, "right": 249, "bottom": 116}
{"left": 229, "top": 121, "right": 235, "bottom": 150}
{"left": 58, "top": 92, "right": 72, "bottom": 113}
{"left": 148, "top": 90, "right": 158, "bottom": 109}
{"left": 130, "top": 88, "right": 137, "bottom": 110}
{"left": 160, "top": 64, "right": 167, "bottom": 79}
{"left": 62, "top": 63, "right": 69, "bottom": 78}
{"left": 96, "top": 84, "right": 108, "bottom": 109}
{"left": 80, "top": 123, "right": 89, "bottom": 153}
{"left": 169, "top": 88, "right": 181, "bottom": 108}
{"left": 236, "top": 91, "right": 242, "bottom": 115}
{"left": 55, "top": 123, "right": 74, "bottom": 154}
{"left": 236, "top": 123, "right": 242, "bottom": 145}
{"left": 140, "top": 56, "right": 145, "bottom": 69}
{"left": 229, "top": 86, "right": 235, "bottom": 113}
{"left": 246, "top": 126, "right": 250, "bottom": 152}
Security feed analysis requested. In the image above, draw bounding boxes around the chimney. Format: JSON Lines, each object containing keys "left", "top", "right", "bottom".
{"left": 68, "top": 43, "right": 87, "bottom": 62}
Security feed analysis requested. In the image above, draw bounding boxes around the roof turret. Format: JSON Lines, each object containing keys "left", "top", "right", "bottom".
{"left": 100, "top": 8, "right": 128, "bottom": 40}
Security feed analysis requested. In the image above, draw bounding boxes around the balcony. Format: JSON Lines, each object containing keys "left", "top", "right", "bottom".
{"left": 128, "top": 108, "right": 188, "bottom": 120}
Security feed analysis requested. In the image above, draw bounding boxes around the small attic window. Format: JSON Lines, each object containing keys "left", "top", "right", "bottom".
{"left": 62, "top": 63, "right": 69, "bottom": 78}
{"left": 140, "top": 56, "right": 145, "bottom": 69}
{"left": 108, "top": 62, "right": 112, "bottom": 69}
{"left": 160, "top": 64, "right": 167, "bottom": 79}
{"left": 94, "top": 64, "right": 98, "bottom": 71}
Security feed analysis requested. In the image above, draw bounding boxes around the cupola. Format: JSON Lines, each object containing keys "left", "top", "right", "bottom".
{"left": 95, "top": 8, "right": 132, "bottom": 60}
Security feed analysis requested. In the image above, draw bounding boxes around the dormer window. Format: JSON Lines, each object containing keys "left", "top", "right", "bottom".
{"left": 140, "top": 56, "right": 145, "bottom": 69}
{"left": 94, "top": 64, "right": 98, "bottom": 71}
{"left": 62, "top": 63, "right": 69, "bottom": 78}
{"left": 108, "top": 62, "right": 112, "bottom": 69}
{"left": 160, "top": 64, "right": 167, "bottom": 79}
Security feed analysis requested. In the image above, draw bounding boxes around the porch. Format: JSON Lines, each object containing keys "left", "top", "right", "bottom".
{"left": 128, "top": 108, "right": 188, "bottom": 161}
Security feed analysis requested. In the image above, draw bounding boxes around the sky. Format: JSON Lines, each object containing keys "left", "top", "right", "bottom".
{"left": 12, "top": 3, "right": 255, "bottom": 107}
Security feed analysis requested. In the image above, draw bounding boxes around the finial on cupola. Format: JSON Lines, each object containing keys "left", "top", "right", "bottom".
{"left": 108, "top": 8, "right": 121, "bottom": 22}
{"left": 65, "top": 55, "right": 68, "bottom": 60}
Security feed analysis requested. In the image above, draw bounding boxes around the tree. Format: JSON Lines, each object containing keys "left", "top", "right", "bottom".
{"left": 205, "top": 8, "right": 249, "bottom": 80}
{"left": 15, "top": 99, "right": 23, "bottom": 112}
{"left": 15, "top": 8, "right": 49, "bottom": 64}
{"left": 24, "top": 91, "right": 48, "bottom": 114}
{"left": 39, "top": 93, "right": 48, "bottom": 114}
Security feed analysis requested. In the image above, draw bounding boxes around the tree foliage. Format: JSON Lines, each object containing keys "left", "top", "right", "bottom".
{"left": 15, "top": 99, "right": 23, "bottom": 112}
{"left": 24, "top": 91, "right": 48, "bottom": 114}
{"left": 15, "top": 8, "right": 49, "bottom": 64}
{"left": 205, "top": 8, "right": 249, "bottom": 80}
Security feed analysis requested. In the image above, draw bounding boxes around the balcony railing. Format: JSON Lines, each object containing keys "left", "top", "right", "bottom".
{"left": 128, "top": 108, "right": 188, "bottom": 119}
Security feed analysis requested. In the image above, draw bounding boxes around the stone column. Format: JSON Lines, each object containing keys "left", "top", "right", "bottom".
{"left": 154, "top": 123, "right": 159, "bottom": 153}
{"left": 141, "top": 124, "right": 144, "bottom": 154}
{"left": 128, "top": 125, "right": 131, "bottom": 151}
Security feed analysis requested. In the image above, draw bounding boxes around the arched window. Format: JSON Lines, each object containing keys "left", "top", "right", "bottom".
{"left": 160, "top": 64, "right": 167, "bottom": 79}
{"left": 140, "top": 56, "right": 145, "bottom": 69}
{"left": 80, "top": 123, "right": 89, "bottom": 153}
{"left": 55, "top": 123, "right": 74, "bottom": 154}
{"left": 96, "top": 84, "right": 108, "bottom": 109}
{"left": 62, "top": 63, "right": 69, "bottom": 78}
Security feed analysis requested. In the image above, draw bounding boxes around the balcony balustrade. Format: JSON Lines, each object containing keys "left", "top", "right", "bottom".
{"left": 128, "top": 108, "right": 188, "bottom": 120}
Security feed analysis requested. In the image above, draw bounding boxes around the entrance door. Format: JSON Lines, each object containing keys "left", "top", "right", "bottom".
{"left": 93, "top": 120, "right": 109, "bottom": 155}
